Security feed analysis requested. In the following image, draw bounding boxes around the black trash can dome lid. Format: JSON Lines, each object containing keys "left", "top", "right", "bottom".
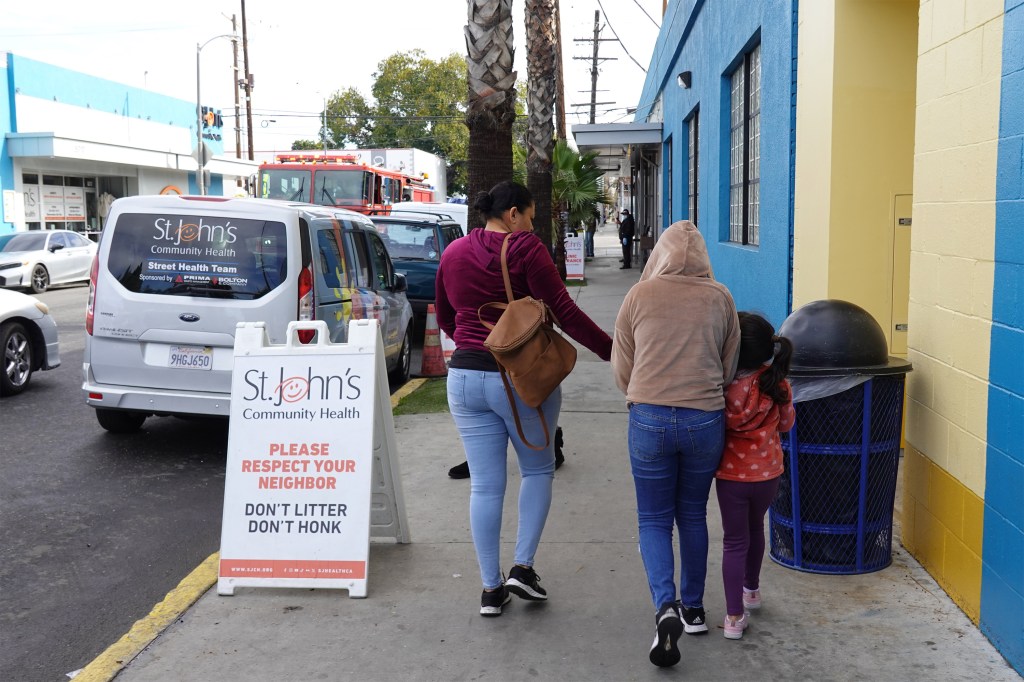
{"left": 779, "top": 300, "right": 912, "bottom": 376}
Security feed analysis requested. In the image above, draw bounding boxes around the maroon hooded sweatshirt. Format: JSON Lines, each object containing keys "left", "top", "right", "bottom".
{"left": 435, "top": 229, "right": 612, "bottom": 362}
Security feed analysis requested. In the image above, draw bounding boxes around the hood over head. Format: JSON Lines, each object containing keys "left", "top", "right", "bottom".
{"left": 640, "top": 220, "right": 714, "bottom": 281}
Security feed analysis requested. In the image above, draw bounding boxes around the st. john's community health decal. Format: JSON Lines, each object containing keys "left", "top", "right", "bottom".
{"left": 218, "top": 320, "right": 390, "bottom": 598}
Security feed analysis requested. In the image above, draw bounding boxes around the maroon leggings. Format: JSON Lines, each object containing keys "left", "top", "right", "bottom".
{"left": 715, "top": 477, "right": 780, "bottom": 616}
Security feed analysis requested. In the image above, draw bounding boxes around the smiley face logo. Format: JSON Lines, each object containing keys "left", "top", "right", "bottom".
{"left": 176, "top": 223, "right": 201, "bottom": 243}
{"left": 275, "top": 376, "right": 310, "bottom": 403}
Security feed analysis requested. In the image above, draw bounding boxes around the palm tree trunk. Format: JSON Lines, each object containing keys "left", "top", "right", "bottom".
{"left": 465, "top": 0, "right": 518, "bottom": 230}
{"left": 525, "top": 0, "right": 558, "bottom": 271}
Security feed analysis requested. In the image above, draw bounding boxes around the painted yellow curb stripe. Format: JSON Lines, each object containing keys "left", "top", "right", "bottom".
{"left": 77, "top": 378, "right": 432, "bottom": 681}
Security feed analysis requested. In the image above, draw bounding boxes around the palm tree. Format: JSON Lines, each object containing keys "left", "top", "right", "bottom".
{"left": 525, "top": 0, "right": 557, "bottom": 254}
{"left": 552, "top": 138, "right": 609, "bottom": 246}
{"left": 465, "top": 0, "right": 518, "bottom": 229}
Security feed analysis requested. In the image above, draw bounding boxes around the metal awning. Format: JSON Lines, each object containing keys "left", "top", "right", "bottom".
{"left": 571, "top": 122, "right": 663, "bottom": 172}
{"left": 5, "top": 132, "right": 259, "bottom": 176}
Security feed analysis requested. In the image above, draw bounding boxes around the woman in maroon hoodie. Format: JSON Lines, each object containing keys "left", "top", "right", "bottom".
{"left": 435, "top": 181, "right": 612, "bottom": 617}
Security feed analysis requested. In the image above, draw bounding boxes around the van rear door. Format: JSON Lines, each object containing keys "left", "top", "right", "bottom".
{"left": 89, "top": 206, "right": 302, "bottom": 394}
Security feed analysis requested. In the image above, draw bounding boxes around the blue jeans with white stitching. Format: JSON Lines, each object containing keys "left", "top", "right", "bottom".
{"left": 628, "top": 403, "right": 724, "bottom": 610}
{"left": 447, "top": 368, "right": 559, "bottom": 590}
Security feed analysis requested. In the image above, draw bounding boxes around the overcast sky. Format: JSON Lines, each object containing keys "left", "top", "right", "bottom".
{"left": 1, "top": 0, "right": 662, "bottom": 159}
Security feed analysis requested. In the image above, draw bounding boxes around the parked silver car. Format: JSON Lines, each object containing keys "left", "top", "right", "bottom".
{"left": 0, "top": 230, "right": 97, "bottom": 293}
{"left": 0, "top": 289, "right": 61, "bottom": 396}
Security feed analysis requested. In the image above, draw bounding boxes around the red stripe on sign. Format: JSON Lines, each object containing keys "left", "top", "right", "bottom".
{"left": 219, "top": 559, "right": 366, "bottom": 579}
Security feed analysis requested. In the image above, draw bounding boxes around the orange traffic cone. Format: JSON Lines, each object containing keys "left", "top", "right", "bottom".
{"left": 420, "top": 303, "right": 448, "bottom": 377}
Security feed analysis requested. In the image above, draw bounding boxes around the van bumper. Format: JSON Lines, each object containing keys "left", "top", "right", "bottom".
{"left": 82, "top": 363, "right": 230, "bottom": 416}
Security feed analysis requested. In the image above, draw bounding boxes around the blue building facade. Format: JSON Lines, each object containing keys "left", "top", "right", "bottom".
{"left": 0, "top": 54, "right": 255, "bottom": 236}
{"left": 637, "top": 0, "right": 797, "bottom": 327}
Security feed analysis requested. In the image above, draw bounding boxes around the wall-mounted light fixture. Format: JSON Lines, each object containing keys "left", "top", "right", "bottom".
{"left": 676, "top": 71, "right": 692, "bottom": 89}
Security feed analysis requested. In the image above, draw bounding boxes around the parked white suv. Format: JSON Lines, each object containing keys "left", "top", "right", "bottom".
{"left": 82, "top": 196, "right": 413, "bottom": 433}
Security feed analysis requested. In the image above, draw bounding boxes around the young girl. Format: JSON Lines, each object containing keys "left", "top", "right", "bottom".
{"left": 715, "top": 312, "right": 795, "bottom": 639}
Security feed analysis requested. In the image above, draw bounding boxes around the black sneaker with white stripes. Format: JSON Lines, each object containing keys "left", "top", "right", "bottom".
{"left": 480, "top": 585, "right": 511, "bottom": 616}
{"left": 681, "top": 605, "right": 709, "bottom": 634}
{"left": 649, "top": 602, "right": 683, "bottom": 667}
{"left": 505, "top": 565, "right": 547, "bottom": 601}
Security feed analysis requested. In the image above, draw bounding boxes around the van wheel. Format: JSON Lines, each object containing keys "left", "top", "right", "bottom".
{"left": 389, "top": 328, "right": 412, "bottom": 385}
{"left": 1, "top": 322, "right": 33, "bottom": 396}
{"left": 96, "top": 408, "right": 147, "bottom": 433}
{"left": 30, "top": 265, "right": 49, "bottom": 294}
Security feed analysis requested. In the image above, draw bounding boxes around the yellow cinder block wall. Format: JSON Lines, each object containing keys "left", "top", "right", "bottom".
{"left": 903, "top": 0, "right": 1004, "bottom": 622}
{"left": 793, "top": 0, "right": 918, "bottom": 337}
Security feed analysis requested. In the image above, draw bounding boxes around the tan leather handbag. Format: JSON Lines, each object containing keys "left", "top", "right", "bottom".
{"left": 478, "top": 234, "right": 577, "bottom": 450}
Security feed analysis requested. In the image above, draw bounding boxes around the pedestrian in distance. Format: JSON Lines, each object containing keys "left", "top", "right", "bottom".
{"left": 584, "top": 210, "right": 598, "bottom": 258}
{"left": 715, "top": 312, "right": 795, "bottom": 640}
{"left": 435, "top": 180, "right": 612, "bottom": 617}
{"left": 611, "top": 220, "right": 740, "bottom": 667}
{"left": 618, "top": 209, "right": 636, "bottom": 269}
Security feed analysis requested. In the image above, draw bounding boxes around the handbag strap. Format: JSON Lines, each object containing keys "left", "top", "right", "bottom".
{"left": 499, "top": 233, "right": 515, "bottom": 303}
{"left": 496, "top": 363, "right": 551, "bottom": 451}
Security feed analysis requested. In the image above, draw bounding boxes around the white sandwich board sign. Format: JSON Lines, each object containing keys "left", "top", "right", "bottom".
{"left": 565, "top": 233, "right": 585, "bottom": 281}
{"left": 218, "top": 319, "right": 409, "bottom": 598}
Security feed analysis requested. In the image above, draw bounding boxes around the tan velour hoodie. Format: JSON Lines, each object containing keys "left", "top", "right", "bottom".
{"left": 612, "top": 221, "right": 740, "bottom": 410}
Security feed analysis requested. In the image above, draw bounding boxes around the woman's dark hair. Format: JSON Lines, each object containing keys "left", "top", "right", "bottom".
{"left": 473, "top": 181, "right": 534, "bottom": 219}
{"left": 737, "top": 312, "right": 793, "bottom": 404}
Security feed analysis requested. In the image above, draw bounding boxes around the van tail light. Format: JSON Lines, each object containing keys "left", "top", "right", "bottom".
{"left": 297, "top": 264, "right": 315, "bottom": 344}
{"left": 85, "top": 254, "right": 99, "bottom": 335}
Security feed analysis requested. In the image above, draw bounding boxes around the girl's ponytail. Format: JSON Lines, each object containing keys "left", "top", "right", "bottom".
{"left": 758, "top": 335, "right": 793, "bottom": 404}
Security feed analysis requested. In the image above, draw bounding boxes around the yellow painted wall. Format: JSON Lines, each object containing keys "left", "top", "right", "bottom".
{"left": 792, "top": 0, "right": 836, "bottom": 305}
{"left": 828, "top": 0, "right": 919, "bottom": 349}
{"left": 903, "top": 0, "right": 1004, "bottom": 620}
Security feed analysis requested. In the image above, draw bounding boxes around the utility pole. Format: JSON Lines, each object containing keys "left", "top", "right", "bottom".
{"left": 231, "top": 14, "right": 242, "bottom": 167}
{"left": 589, "top": 10, "right": 599, "bottom": 124}
{"left": 554, "top": 0, "right": 566, "bottom": 139}
{"left": 572, "top": 11, "right": 617, "bottom": 124}
{"left": 241, "top": 0, "right": 254, "bottom": 160}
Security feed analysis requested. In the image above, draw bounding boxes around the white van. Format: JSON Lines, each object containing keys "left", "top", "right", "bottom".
{"left": 82, "top": 196, "right": 413, "bottom": 433}
{"left": 388, "top": 201, "right": 468, "bottom": 230}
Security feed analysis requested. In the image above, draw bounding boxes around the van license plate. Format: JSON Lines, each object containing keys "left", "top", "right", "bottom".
{"left": 168, "top": 345, "right": 213, "bottom": 370}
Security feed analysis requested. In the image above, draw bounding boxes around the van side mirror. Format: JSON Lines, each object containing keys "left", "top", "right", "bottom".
{"left": 393, "top": 272, "right": 407, "bottom": 293}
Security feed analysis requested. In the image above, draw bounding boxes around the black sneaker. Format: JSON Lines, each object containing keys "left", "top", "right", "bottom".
{"left": 681, "top": 605, "right": 709, "bottom": 634}
{"left": 480, "top": 585, "right": 511, "bottom": 617}
{"left": 554, "top": 427, "right": 565, "bottom": 470}
{"left": 649, "top": 602, "right": 683, "bottom": 667}
{"left": 448, "top": 461, "right": 470, "bottom": 479}
{"left": 506, "top": 565, "right": 547, "bottom": 601}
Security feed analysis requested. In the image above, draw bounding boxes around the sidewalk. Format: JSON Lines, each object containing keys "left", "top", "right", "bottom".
{"left": 113, "top": 233, "right": 1018, "bottom": 681}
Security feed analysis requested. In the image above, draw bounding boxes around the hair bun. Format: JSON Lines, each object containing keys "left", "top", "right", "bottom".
{"left": 473, "top": 191, "right": 494, "bottom": 213}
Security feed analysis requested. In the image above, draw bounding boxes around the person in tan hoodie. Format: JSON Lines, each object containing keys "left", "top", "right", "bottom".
{"left": 612, "top": 220, "right": 740, "bottom": 667}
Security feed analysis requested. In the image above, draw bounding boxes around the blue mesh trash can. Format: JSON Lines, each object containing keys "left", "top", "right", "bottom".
{"left": 769, "top": 300, "right": 912, "bottom": 575}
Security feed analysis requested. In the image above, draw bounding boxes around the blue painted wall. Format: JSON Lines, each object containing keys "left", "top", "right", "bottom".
{"left": 638, "top": 0, "right": 796, "bottom": 328}
{"left": 981, "top": 2, "right": 1024, "bottom": 675}
{"left": 1, "top": 57, "right": 15, "bottom": 232}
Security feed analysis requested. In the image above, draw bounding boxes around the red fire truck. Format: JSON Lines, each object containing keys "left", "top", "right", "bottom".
{"left": 257, "top": 153, "right": 436, "bottom": 214}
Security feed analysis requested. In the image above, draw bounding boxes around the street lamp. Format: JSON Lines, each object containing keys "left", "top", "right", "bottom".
{"left": 196, "top": 33, "right": 237, "bottom": 195}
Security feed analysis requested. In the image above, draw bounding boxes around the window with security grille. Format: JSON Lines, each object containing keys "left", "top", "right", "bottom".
{"left": 729, "top": 43, "right": 761, "bottom": 246}
{"left": 687, "top": 110, "right": 699, "bottom": 226}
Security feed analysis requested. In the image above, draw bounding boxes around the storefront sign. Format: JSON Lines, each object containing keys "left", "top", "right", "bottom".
{"left": 565, "top": 234, "right": 585, "bottom": 281}
{"left": 218, "top": 320, "right": 408, "bottom": 598}
{"left": 64, "top": 187, "right": 85, "bottom": 220}
{"left": 23, "top": 186, "right": 40, "bottom": 221}
{"left": 42, "top": 185, "right": 64, "bottom": 221}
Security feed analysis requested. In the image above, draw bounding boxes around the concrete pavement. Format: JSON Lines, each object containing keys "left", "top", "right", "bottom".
{"left": 99, "top": 222, "right": 1018, "bottom": 681}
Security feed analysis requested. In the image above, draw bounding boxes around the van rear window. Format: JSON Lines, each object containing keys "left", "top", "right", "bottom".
{"left": 106, "top": 213, "right": 288, "bottom": 299}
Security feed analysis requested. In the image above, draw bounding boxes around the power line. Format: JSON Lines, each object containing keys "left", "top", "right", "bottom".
{"left": 594, "top": 0, "right": 647, "bottom": 73}
{"left": 631, "top": 0, "right": 661, "bottom": 29}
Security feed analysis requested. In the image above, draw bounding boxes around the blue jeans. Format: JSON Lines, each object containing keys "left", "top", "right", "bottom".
{"left": 628, "top": 403, "right": 724, "bottom": 610}
{"left": 584, "top": 231, "right": 595, "bottom": 257}
{"left": 447, "top": 368, "right": 560, "bottom": 590}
